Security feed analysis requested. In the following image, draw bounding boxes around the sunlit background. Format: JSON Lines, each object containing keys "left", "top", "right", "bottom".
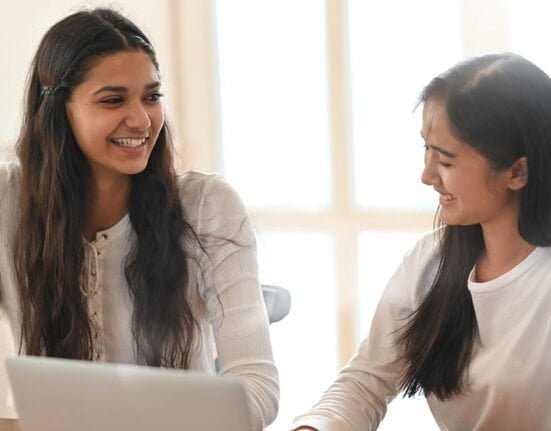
{"left": 0, "top": 0, "right": 547, "bottom": 429}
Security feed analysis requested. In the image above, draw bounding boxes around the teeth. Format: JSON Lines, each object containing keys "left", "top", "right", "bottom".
{"left": 442, "top": 194, "right": 455, "bottom": 201}
{"left": 112, "top": 137, "right": 147, "bottom": 148}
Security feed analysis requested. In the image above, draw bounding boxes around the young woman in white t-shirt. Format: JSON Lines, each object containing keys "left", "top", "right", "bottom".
{"left": 293, "top": 53, "right": 551, "bottom": 430}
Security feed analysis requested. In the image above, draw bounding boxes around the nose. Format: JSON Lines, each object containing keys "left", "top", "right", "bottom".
{"left": 124, "top": 101, "right": 151, "bottom": 130}
{"left": 421, "top": 148, "right": 439, "bottom": 186}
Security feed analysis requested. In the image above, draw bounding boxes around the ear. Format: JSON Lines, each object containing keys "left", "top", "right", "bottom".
{"left": 508, "top": 156, "right": 528, "bottom": 191}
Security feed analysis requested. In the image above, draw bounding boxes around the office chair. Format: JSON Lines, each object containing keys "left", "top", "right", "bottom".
{"left": 261, "top": 284, "right": 291, "bottom": 324}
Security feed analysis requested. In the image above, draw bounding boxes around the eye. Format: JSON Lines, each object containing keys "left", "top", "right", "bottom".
{"left": 145, "top": 92, "right": 164, "bottom": 103}
{"left": 101, "top": 96, "right": 123, "bottom": 105}
{"left": 438, "top": 161, "right": 452, "bottom": 168}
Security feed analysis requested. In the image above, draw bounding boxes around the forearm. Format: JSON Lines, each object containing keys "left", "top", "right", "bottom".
{"left": 221, "top": 359, "right": 279, "bottom": 428}
{"left": 291, "top": 360, "right": 396, "bottom": 431}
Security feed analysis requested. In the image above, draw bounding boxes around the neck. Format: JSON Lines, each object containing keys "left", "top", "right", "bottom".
{"left": 84, "top": 174, "right": 131, "bottom": 241}
{"left": 476, "top": 217, "right": 535, "bottom": 283}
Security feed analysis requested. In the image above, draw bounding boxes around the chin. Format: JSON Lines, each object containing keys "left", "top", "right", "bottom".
{"left": 439, "top": 213, "right": 462, "bottom": 226}
{"left": 440, "top": 216, "right": 478, "bottom": 227}
{"left": 121, "top": 161, "right": 150, "bottom": 175}
{"left": 125, "top": 167, "right": 148, "bottom": 176}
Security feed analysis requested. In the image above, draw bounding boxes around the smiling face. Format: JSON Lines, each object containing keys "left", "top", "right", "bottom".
{"left": 420, "top": 100, "right": 527, "bottom": 230}
{"left": 65, "top": 50, "right": 164, "bottom": 183}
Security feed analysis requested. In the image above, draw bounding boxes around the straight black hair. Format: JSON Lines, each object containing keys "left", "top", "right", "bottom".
{"left": 399, "top": 53, "right": 551, "bottom": 399}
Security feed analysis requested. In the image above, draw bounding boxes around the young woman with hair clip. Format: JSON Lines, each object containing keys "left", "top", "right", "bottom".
{"left": 0, "top": 8, "right": 278, "bottom": 428}
{"left": 293, "top": 53, "right": 551, "bottom": 430}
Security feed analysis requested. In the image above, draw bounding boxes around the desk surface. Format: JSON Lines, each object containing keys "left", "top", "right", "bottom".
{"left": 0, "top": 419, "right": 19, "bottom": 431}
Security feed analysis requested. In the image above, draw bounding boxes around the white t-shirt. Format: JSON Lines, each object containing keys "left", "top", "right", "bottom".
{"left": 293, "top": 231, "right": 551, "bottom": 431}
{"left": 0, "top": 162, "right": 279, "bottom": 428}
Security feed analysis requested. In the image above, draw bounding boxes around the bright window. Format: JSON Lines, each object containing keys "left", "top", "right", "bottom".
{"left": 216, "top": 0, "right": 331, "bottom": 211}
{"left": 509, "top": 0, "right": 551, "bottom": 74}
{"left": 214, "top": 1, "right": 446, "bottom": 429}
{"left": 257, "top": 231, "right": 338, "bottom": 428}
{"left": 349, "top": 0, "right": 461, "bottom": 211}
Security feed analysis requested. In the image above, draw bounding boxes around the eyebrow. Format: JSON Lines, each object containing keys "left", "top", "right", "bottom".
{"left": 420, "top": 131, "right": 457, "bottom": 158}
{"left": 93, "top": 81, "right": 161, "bottom": 95}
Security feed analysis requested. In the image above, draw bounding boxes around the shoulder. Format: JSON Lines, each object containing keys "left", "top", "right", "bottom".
{"left": 0, "top": 161, "right": 20, "bottom": 187}
{"left": 407, "top": 230, "right": 441, "bottom": 304}
{"left": 402, "top": 229, "right": 440, "bottom": 271}
{"left": 177, "top": 170, "right": 247, "bottom": 216}
{"left": 177, "top": 170, "right": 241, "bottom": 204}
{"left": 176, "top": 170, "right": 252, "bottom": 237}
{"left": 0, "top": 162, "right": 20, "bottom": 242}
{"left": 0, "top": 162, "right": 21, "bottom": 206}
{"left": 384, "top": 229, "right": 441, "bottom": 309}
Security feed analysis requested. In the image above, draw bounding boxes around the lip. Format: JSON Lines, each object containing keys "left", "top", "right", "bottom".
{"left": 109, "top": 137, "right": 149, "bottom": 155}
{"left": 110, "top": 136, "right": 149, "bottom": 143}
{"left": 111, "top": 135, "right": 149, "bottom": 140}
{"left": 439, "top": 195, "right": 456, "bottom": 206}
{"left": 435, "top": 188, "right": 456, "bottom": 205}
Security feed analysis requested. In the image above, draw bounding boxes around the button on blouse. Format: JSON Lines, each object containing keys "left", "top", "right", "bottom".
{"left": 81, "top": 229, "right": 117, "bottom": 362}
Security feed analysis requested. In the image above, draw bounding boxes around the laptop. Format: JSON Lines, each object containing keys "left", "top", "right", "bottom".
{"left": 5, "top": 356, "right": 253, "bottom": 431}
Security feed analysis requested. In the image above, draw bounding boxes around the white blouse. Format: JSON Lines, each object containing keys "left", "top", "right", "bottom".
{"left": 0, "top": 163, "right": 279, "bottom": 428}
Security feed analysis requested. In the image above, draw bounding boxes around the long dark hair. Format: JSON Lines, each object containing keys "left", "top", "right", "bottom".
{"left": 15, "top": 8, "right": 199, "bottom": 368}
{"left": 399, "top": 53, "right": 551, "bottom": 399}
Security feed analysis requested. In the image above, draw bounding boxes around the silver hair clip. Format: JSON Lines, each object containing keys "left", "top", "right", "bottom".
{"left": 41, "top": 85, "right": 56, "bottom": 97}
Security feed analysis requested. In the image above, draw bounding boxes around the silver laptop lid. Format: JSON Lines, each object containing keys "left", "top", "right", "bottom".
{"left": 6, "top": 356, "right": 253, "bottom": 431}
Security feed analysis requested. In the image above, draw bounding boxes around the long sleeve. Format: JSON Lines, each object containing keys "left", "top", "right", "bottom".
{"left": 0, "top": 162, "right": 19, "bottom": 418}
{"left": 0, "top": 161, "right": 20, "bottom": 322}
{"left": 291, "top": 234, "right": 439, "bottom": 431}
{"left": 184, "top": 173, "right": 279, "bottom": 429}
